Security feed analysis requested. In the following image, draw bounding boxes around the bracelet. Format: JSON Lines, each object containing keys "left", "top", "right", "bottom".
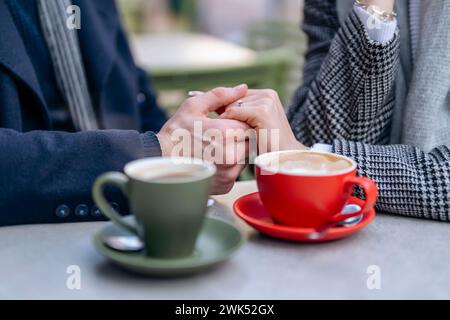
{"left": 355, "top": 0, "right": 397, "bottom": 22}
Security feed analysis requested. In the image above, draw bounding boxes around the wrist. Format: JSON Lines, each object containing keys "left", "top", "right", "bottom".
{"left": 360, "top": 0, "right": 394, "bottom": 12}
{"left": 355, "top": 0, "right": 396, "bottom": 21}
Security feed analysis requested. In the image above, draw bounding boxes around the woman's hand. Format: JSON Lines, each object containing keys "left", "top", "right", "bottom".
{"left": 220, "top": 89, "right": 308, "bottom": 153}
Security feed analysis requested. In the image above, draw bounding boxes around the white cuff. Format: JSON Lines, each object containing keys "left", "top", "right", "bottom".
{"left": 311, "top": 143, "right": 333, "bottom": 153}
{"left": 354, "top": 5, "right": 397, "bottom": 44}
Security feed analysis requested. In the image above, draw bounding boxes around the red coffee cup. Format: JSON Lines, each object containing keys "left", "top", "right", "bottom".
{"left": 254, "top": 150, "right": 378, "bottom": 229}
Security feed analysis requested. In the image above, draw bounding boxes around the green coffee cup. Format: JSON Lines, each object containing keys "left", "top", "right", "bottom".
{"left": 92, "top": 157, "right": 216, "bottom": 258}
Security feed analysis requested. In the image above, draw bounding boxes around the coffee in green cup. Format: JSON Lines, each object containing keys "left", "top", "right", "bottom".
{"left": 92, "top": 157, "right": 216, "bottom": 258}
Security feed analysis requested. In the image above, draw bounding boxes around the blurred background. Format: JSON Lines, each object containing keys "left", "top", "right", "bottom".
{"left": 117, "top": 0, "right": 307, "bottom": 114}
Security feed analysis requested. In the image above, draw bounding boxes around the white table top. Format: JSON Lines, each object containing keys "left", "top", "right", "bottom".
{"left": 130, "top": 32, "right": 256, "bottom": 71}
{"left": 1, "top": 181, "right": 449, "bottom": 299}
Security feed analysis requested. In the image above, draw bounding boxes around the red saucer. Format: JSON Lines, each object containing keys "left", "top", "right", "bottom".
{"left": 233, "top": 192, "right": 375, "bottom": 242}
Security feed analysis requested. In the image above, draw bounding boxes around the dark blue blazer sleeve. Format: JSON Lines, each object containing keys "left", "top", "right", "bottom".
{"left": 0, "top": 128, "right": 160, "bottom": 226}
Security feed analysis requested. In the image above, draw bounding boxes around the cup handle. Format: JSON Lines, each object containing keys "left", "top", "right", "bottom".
{"left": 92, "top": 172, "right": 138, "bottom": 234}
{"left": 331, "top": 176, "right": 378, "bottom": 224}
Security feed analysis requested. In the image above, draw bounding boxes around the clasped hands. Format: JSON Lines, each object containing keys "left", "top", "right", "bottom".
{"left": 157, "top": 84, "right": 307, "bottom": 194}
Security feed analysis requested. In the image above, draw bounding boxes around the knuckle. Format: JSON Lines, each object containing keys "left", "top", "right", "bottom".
{"left": 183, "top": 97, "right": 197, "bottom": 109}
{"left": 264, "top": 89, "right": 278, "bottom": 99}
{"left": 215, "top": 185, "right": 231, "bottom": 195}
{"left": 259, "top": 104, "right": 271, "bottom": 115}
{"left": 211, "top": 87, "right": 227, "bottom": 99}
{"left": 227, "top": 169, "right": 238, "bottom": 179}
{"left": 222, "top": 184, "right": 233, "bottom": 194}
{"left": 262, "top": 97, "right": 273, "bottom": 105}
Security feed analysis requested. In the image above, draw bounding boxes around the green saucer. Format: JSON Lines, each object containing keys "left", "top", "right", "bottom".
{"left": 94, "top": 216, "right": 245, "bottom": 277}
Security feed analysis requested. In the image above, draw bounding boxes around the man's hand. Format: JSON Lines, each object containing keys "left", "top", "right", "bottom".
{"left": 157, "top": 84, "right": 250, "bottom": 194}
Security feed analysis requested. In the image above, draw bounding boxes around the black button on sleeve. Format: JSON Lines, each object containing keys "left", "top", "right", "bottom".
{"left": 91, "top": 205, "right": 103, "bottom": 218}
{"left": 55, "top": 205, "right": 70, "bottom": 218}
{"left": 75, "top": 204, "right": 89, "bottom": 217}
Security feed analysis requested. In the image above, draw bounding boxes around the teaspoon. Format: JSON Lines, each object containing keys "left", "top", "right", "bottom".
{"left": 103, "top": 198, "right": 216, "bottom": 252}
{"left": 307, "top": 204, "right": 363, "bottom": 240}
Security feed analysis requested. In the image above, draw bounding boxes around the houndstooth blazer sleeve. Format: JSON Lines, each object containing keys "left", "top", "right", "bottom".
{"left": 288, "top": 1, "right": 450, "bottom": 221}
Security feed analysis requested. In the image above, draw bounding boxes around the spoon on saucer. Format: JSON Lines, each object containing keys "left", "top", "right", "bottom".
{"left": 104, "top": 235, "right": 144, "bottom": 252}
{"left": 338, "top": 204, "right": 363, "bottom": 227}
{"left": 103, "top": 198, "right": 217, "bottom": 252}
{"left": 307, "top": 204, "right": 363, "bottom": 240}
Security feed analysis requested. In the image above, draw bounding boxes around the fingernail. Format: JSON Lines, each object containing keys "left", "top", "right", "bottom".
{"left": 233, "top": 84, "right": 247, "bottom": 91}
{"left": 188, "top": 91, "right": 204, "bottom": 97}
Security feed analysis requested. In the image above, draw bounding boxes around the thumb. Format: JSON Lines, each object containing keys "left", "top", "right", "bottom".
{"left": 193, "top": 84, "right": 248, "bottom": 114}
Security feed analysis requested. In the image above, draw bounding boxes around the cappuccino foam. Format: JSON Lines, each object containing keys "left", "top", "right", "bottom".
{"left": 263, "top": 152, "right": 352, "bottom": 175}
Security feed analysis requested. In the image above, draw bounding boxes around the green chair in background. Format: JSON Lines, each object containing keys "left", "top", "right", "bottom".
{"left": 149, "top": 47, "right": 295, "bottom": 115}
{"left": 169, "top": 0, "right": 197, "bottom": 29}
